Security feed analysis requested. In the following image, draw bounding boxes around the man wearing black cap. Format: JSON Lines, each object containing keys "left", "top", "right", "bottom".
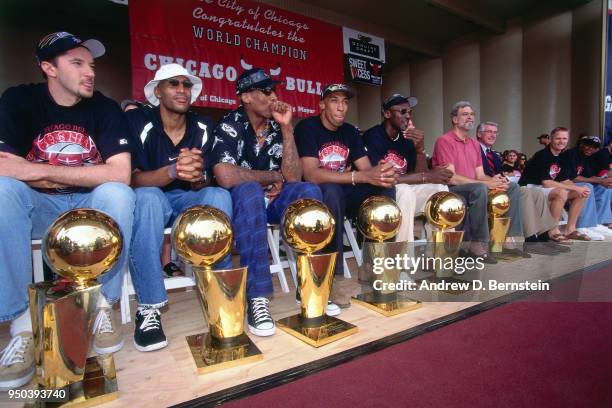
{"left": 0, "top": 32, "right": 134, "bottom": 389}
{"left": 561, "top": 135, "right": 612, "bottom": 234}
{"left": 295, "top": 84, "right": 397, "bottom": 307}
{"left": 537, "top": 133, "right": 550, "bottom": 147}
{"left": 212, "top": 68, "right": 322, "bottom": 336}
{"left": 363, "top": 94, "right": 451, "bottom": 242}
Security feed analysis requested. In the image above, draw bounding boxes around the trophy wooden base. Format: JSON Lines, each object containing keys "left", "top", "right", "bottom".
{"left": 352, "top": 292, "right": 422, "bottom": 316}
{"left": 276, "top": 314, "right": 358, "bottom": 347}
{"left": 32, "top": 355, "right": 118, "bottom": 408}
{"left": 186, "top": 332, "right": 263, "bottom": 374}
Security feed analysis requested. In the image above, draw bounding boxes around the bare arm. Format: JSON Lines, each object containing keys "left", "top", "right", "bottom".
{"left": 446, "top": 163, "right": 508, "bottom": 190}
{"left": 279, "top": 124, "right": 302, "bottom": 182}
{"left": 0, "top": 151, "right": 131, "bottom": 186}
{"left": 302, "top": 156, "right": 397, "bottom": 188}
{"left": 413, "top": 151, "right": 428, "bottom": 173}
{"left": 301, "top": 157, "right": 354, "bottom": 184}
{"left": 214, "top": 163, "right": 282, "bottom": 189}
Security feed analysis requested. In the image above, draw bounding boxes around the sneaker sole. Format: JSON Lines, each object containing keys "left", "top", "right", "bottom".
{"left": 133, "top": 339, "right": 168, "bottom": 352}
{"left": 248, "top": 324, "right": 276, "bottom": 337}
{"left": 93, "top": 337, "right": 125, "bottom": 355}
{"left": 0, "top": 367, "right": 35, "bottom": 391}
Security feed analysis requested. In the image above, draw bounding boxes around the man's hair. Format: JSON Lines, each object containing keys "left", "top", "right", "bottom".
{"left": 476, "top": 121, "right": 499, "bottom": 133}
{"left": 450, "top": 101, "right": 473, "bottom": 119}
{"left": 550, "top": 127, "right": 569, "bottom": 139}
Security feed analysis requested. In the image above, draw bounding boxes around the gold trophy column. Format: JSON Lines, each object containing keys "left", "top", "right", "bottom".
{"left": 353, "top": 196, "right": 422, "bottom": 316}
{"left": 29, "top": 209, "right": 122, "bottom": 407}
{"left": 172, "top": 206, "right": 262, "bottom": 374}
{"left": 276, "top": 199, "right": 357, "bottom": 347}
{"left": 488, "top": 190, "right": 514, "bottom": 259}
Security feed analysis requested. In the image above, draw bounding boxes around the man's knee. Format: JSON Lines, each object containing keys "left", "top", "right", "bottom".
{"left": 0, "top": 176, "right": 31, "bottom": 202}
{"left": 201, "top": 187, "right": 232, "bottom": 215}
{"left": 293, "top": 181, "right": 322, "bottom": 201}
{"left": 135, "top": 187, "right": 167, "bottom": 216}
{"left": 471, "top": 183, "right": 488, "bottom": 200}
{"left": 319, "top": 183, "right": 344, "bottom": 201}
{"left": 93, "top": 182, "right": 136, "bottom": 206}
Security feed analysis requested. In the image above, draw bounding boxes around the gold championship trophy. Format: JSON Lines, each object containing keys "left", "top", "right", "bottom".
{"left": 276, "top": 199, "right": 357, "bottom": 347}
{"left": 488, "top": 191, "right": 512, "bottom": 258}
{"left": 172, "top": 206, "right": 263, "bottom": 374}
{"left": 29, "top": 209, "right": 122, "bottom": 407}
{"left": 352, "top": 196, "right": 422, "bottom": 316}
{"left": 424, "top": 192, "right": 466, "bottom": 277}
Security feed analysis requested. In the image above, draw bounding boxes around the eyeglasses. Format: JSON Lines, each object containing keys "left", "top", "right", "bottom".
{"left": 254, "top": 87, "right": 275, "bottom": 96}
{"left": 390, "top": 108, "right": 412, "bottom": 115}
{"left": 165, "top": 79, "right": 194, "bottom": 89}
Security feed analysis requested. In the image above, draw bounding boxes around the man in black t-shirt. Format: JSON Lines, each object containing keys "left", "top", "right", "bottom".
{"left": 212, "top": 68, "right": 322, "bottom": 335}
{"left": 295, "top": 84, "right": 397, "bottom": 307}
{"left": 0, "top": 32, "right": 134, "bottom": 389}
{"left": 561, "top": 136, "right": 612, "bottom": 234}
{"left": 519, "top": 127, "right": 596, "bottom": 241}
{"left": 125, "top": 63, "right": 234, "bottom": 351}
{"left": 363, "top": 94, "right": 451, "bottom": 242}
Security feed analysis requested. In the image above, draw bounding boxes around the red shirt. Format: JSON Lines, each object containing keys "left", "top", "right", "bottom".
{"left": 432, "top": 130, "right": 483, "bottom": 179}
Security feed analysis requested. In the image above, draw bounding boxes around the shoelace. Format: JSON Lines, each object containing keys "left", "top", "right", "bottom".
{"left": 0, "top": 335, "right": 29, "bottom": 366}
{"left": 250, "top": 298, "right": 272, "bottom": 323}
{"left": 138, "top": 308, "right": 161, "bottom": 332}
{"left": 92, "top": 309, "right": 114, "bottom": 335}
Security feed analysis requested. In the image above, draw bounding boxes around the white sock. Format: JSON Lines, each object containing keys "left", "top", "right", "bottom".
{"left": 96, "top": 295, "right": 111, "bottom": 309}
{"left": 10, "top": 308, "right": 33, "bottom": 337}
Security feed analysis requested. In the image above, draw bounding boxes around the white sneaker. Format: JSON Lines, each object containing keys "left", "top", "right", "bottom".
{"left": 296, "top": 299, "right": 341, "bottom": 317}
{"left": 577, "top": 228, "right": 604, "bottom": 241}
{"left": 592, "top": 225, "right": 612, "bottom": 237}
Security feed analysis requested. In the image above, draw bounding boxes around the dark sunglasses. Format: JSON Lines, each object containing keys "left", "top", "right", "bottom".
{"left": 390, "top": 108, "right": 412, "bottom": 115}
{"left": 254, "top": 87, "right": 275, "bottom": 96}
{"left": 165, "top": 78, "right": 194, "bottom": 89}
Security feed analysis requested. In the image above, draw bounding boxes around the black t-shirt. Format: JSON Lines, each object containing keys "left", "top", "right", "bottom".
{"left": 211, "top": 106, "right": 284, "bottom": 171}
{"left": 295, "top": 116, "right": 366, "bottom": 172}
{"left": 126, "top": 107, "right": 215, "bottom": 191}
{"left": 519, "top": 147, "right": 569, "bottom": 186}
{"left": 0, "top": 83, "right": 130, "bottom": 193}
{"left": 561, "top": 147, "right": 589, "bottom": 179}
{"left": 362, "top": 123, "right": 416, "bottom": 174}
{"left": 588, "top": 148, "right": 611, "bottom": 177}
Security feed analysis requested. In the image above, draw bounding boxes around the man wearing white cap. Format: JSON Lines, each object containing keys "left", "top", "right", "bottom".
{"left": 0, "top": 31, "right": 134, "bottom": 389}
{"left": 125, "top": 63, "right": 232, "bottom": 352}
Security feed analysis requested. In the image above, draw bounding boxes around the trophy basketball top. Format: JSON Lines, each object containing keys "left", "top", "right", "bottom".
{"left": 172, "top": 205, "right": 233, "bottom": 268}
{"left": 424, "top": 192, "right": 466, "bottom": 229}
{"left": 281, "top": 199, "right": 335, "bottom": 254}
{"left": 488, "top": 190, "right": 510, "bottom": 217}
{"left": 357, "top": 196, "right": 402, "bottom": 242}
{"left": 43, "top": 208, "right": 122, "bottom": 289}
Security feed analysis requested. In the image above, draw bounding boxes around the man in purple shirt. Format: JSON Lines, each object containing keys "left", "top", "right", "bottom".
{"left": 432, "top": 101, "right": 519, "bottom": 263}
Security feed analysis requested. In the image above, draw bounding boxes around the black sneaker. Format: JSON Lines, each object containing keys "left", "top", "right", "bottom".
{"left": 247, "top": 297, "right": 275, "bottom": 337}
{"left": 133, "top": 308, "right": 168, "bottom": 352}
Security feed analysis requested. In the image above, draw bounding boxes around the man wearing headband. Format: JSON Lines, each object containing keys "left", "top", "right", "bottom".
{"left": 212, "top": 68, "right": 322, "bottom": 337}
{"left": 363, "top": 93, "right": 451, "bottom": 243}
{"left": 0, "top": 32, "right": 134, "bottom": 389}
{"left": 295, "top": 83, "right": 397, "bottom": 308}
{"left": 125, "top": 63, "right": 233, "bottom": 351}
{"left": 561, "top": 135, "right": 612, "bottom": 234}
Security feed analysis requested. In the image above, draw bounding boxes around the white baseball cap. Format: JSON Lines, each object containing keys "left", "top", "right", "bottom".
{"left": 144, "top": 63, "right": 202, "bottom": 106}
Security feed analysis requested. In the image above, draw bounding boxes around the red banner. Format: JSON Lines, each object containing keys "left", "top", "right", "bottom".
{"left": 129, "top": 0, "right": 344, "bottom": 116}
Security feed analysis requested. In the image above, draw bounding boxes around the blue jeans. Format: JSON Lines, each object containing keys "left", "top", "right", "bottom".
{"left": 0, "top": 177, "right": 135, "bottom": 323}
{"left": 231, "top": 182, "right": 322, "bottom": 298}
{"left": 593, "top": 184, "right": 612, "bottom": 224}
{"left": 129, "top": 187, "right": 232, "bottom": 307}
{"left": 576, "top": 182, "right": 604, "bottom": 228}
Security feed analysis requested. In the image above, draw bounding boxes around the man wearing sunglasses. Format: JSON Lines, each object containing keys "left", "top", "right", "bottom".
{"left": 295, "top": 84, "right": 397, "bottom": 308}
{"left": 125, "top": 63, "right": 233, "bottom": 351}
{"left": 212, "top": 68, "right": 322, "bottom": 337}
{"left": 363, "top": 94, "right": 451, "bottom": 243}
{"left": 0, "top": 32, "right": 135, "bottom": 389}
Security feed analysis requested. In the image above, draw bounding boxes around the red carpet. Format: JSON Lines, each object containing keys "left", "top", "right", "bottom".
{"left": 226, "top": 266, "right": 612, "bottom": 408}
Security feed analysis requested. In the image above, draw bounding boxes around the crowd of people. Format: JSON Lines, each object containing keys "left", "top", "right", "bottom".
{"left": 1, "top": 31, "right": 611, "bottom": 391}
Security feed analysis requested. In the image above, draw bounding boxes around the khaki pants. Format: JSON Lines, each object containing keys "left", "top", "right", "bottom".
{"left": 520, "top": 186, "right": 558, "bottom": 237}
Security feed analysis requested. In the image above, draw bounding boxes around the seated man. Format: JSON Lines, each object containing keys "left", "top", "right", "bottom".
{"left": 432, "top": 101, "right": 518, "bottom": 263}
{"left": 476, "top": 121, "right": 568, "bottom": 254}
{"left": 561, "top": 135, "right": 612, "bottom": 237}
{"left": 0, "top": 32, "right": 134, "bottom": 389}
{"left": 363, "top": 94, "right": 451, "bottom": 242}
{"left": 519, "top": 127, "right": 597, "bottom": 241}
{"left": 212, "top": 68, "right": 322, "bottom": 336}
{"left": 295, "top": 84, "right": 397, "bottom": 307}
{"left": 126, "top": 64, "right": 233, "bottom": 352}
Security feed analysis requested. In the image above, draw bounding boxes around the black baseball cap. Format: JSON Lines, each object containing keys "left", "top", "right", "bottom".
{"left": 36, "top": 31, "right": 105, "bottom": 64}
{"left": 537, "top": 134, "right": 549, "bottom": 140}
{"left": 321, "top": 83, "right": 354, "bottom": 100}
{"left": 578, "top": 135, "right": 601, "bottom": 146}
{"left": 382, "top": 94, "right": 418, "bottom": 111}
{"left": 236, "top": 68, "right": 281, "bottom": 94}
